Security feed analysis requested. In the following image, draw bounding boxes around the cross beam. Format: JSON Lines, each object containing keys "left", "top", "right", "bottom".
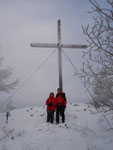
{"left": 31, "top": 43, "right": 87, "bottom": 49}
{"left": 31, "top": 20, "right": 87, "bottom": 91}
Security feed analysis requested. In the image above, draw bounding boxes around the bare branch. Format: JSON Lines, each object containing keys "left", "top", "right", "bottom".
{"left": 81, "top": 0, "right": 113, "bottom": 107}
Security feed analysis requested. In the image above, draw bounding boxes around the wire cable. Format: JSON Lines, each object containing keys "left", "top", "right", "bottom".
{"left": 62, "top": 49, "right": 80, "bottom": 75}
{"left": 0, "top": 49, "right": 57, "bottom": 111}
{"left": 62, "top": 48, "right": 113, "bottom": 129}
{"left": 62, "top": 49, "right": 94, "bottom": 97}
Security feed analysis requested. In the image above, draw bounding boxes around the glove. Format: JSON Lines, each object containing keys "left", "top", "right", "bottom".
{"left": 48, "top": 102, "right": 52, "bottom": 106}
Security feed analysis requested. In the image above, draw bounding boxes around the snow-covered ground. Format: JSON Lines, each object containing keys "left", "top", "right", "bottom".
{"left": 0, "top": 103, "right": 113, "bottom": 150}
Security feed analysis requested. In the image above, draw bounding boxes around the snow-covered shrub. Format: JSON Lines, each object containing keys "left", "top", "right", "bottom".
{"left": 81, "top": 0, "right": 113, "bottom": 107}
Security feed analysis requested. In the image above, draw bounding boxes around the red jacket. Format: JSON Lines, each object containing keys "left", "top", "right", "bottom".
{"left": 46, "top": 97, "right": 56, "bottom": 111}
{"left": 56, "top": 92, "right": 67, "bottom": 106}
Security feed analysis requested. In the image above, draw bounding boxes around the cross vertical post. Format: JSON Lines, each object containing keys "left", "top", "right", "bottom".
{"left": 58, "top": 20, "right": 63, "bottom": 90}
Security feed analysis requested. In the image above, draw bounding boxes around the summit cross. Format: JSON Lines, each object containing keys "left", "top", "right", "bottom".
{"left": 31, "top": 19, "right": 87, "bottom": 91}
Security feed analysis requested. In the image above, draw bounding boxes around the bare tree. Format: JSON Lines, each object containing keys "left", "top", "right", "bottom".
{"left": 81, "top": 0, "right": 113, "bottom": 107}
{"left": 0, "top": 57, "right": 19, "bottom": 93}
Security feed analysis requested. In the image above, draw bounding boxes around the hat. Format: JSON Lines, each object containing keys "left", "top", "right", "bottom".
{"left": 57, "top": 88, "right": 62, "bottom": 91}
{"left": 49, "top": 92, "right": 54, "bottom": 97}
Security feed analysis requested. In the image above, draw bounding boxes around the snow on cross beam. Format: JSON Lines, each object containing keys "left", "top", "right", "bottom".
{"left": 31, "top": 43, "right": 87, "bottom": 49}
{"left": 30, "top": 19, "right": 87, "bottom": 90}
{"left": 31, "top": 43, "right": 58, "bottom": 48}
{"left": 62, "top": 44, "right": 87, "bottom": 49}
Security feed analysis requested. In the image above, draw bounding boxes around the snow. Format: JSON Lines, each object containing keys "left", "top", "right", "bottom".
{"left": 0, "top": 103, "right": 113, "bottom": 150}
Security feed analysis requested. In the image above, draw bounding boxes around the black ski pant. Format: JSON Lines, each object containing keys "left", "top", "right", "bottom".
{"left": 56, "top": 105, "right": 65, "bottom": 123}
{"left": 47, "top": 110, "right": 54, "bottom": 123}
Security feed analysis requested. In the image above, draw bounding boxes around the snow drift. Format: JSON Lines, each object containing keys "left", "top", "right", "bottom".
{"left": 0, "top": 103, "right": 113, "bottom": 150}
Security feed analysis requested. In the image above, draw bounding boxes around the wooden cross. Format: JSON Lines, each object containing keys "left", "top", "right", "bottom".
{"left": 31, "top": 19, "right": 87, "bottom": 91}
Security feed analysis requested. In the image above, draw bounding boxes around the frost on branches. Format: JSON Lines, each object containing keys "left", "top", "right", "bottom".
{"left": 0, "top": 57, "right": 19, "bottom": 93}
{"left": 81, "top": 0, "right": 113, "bottom": 107}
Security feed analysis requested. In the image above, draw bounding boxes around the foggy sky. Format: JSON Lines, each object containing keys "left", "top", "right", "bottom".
{"left": 0, "top": 0, "right": 93, "bottom": 110}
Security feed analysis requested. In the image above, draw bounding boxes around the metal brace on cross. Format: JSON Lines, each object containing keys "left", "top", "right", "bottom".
{"left": 31, "top": 19, "right": 87, "bottom": 91}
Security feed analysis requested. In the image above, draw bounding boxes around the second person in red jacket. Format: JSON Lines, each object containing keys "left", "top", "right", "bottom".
{"left": 56, "top": 88, "right": 67, "bottom": 124}
{"left": 46, "top": 92, "right": 56, "bottom": 123}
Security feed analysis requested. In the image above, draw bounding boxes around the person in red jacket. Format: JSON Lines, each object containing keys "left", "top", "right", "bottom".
{"left": 56, "top": 88, "right": 67, "bottom": 124}
{"left": 46, "top": 92, "right": 56, "bottom": 123}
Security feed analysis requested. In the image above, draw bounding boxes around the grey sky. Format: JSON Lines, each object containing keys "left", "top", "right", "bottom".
{"left": 0, "top": 0, "right": 93, "bottom": 109}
